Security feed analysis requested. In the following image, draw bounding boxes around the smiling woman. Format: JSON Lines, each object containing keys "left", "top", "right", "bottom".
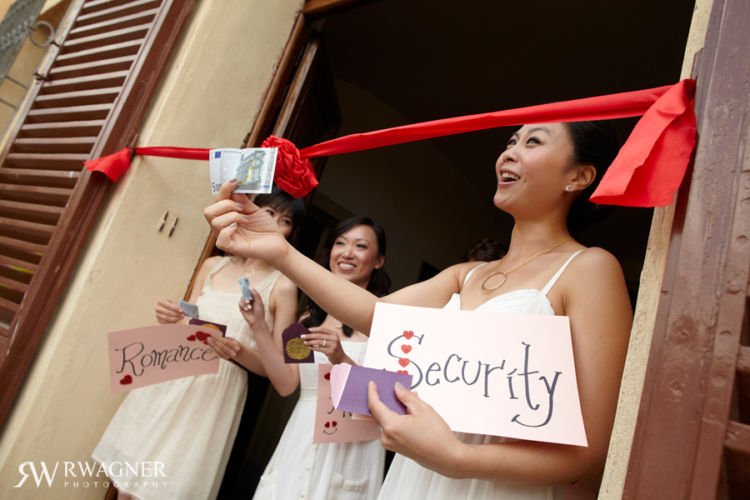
{"left": 233, "top": 214, "right": 393, "bottom": 500}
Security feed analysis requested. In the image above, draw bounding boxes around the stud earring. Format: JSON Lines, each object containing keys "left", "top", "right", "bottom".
{"left": 564, "top": 185, "right": 574, "bottom": 192}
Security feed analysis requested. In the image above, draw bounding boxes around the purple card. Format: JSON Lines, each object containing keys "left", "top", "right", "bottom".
{"left": 187, "top": 318, "right": 227, "bottom": 338}
{"left": 330, "top": 364, "right": 412, "bottom": 416}
{"left": 282, "top": 323, "right": 313, "bottom": 363}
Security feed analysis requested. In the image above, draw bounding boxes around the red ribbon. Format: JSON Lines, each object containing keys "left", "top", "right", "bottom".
{"left": 85, "top": 79, "right": 696, "bottom": 206}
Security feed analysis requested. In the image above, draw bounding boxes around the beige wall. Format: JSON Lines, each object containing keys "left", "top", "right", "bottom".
{"left": 0, "top": 1, "right": 303, "bottom": 498}
{"left": 599, "top": 0, "right": 714, "bottom": 497}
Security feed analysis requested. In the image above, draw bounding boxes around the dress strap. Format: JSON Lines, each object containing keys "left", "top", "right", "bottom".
{"left": 204, "top": 256, "right": 232, "bottom": 287}
{"left": 463, "top": 262, "right": 488, "bottom": 286}
{"left": 540, "top": 250, "right": 585, "bottom": 296}
{"left": 253, "top": 269, "right": 282, "bottom": 293}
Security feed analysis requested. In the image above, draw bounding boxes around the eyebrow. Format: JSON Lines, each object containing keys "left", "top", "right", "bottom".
{"left": 511, "top": 126, "right": 550, "bottom": 140}
{"left": 336, "top": 236, "right": 371, "bottom": 244}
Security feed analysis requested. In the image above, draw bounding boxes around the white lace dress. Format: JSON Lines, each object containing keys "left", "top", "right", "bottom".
{"left": 377, "top": 251, "right": 585, "bottom": 500}
{"left": 93, "top": 258, "right": 281, "bottom": 500}
{"left": 253, "top": 341, "right": 385, "bottom": 500}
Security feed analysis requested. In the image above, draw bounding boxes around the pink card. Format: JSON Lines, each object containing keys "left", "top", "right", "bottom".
{"left": 313, "top": 364, "right": 381, "bottom": 444}
{"left": 330, "top": 363, "right": 412, "bottom": 416}
{"left": 108, "top": 324, "right": 222, "bottom": 393}
{"left": 364, "top": 303, "right": 588, "bottom": 447}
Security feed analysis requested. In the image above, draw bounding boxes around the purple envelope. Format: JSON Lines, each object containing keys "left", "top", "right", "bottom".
{"left": 282, "top": 323, "right": 313, "bottom": 363}
{"left": 331, "top": 364, "right": 412, "bottom": 416}
{"left": 187, "top": 318, "right": 227, "bottom": 337}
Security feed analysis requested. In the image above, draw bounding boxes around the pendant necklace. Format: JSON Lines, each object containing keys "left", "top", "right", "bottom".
{"left": 480, "top": 238, "right": 573, "bottom": 292}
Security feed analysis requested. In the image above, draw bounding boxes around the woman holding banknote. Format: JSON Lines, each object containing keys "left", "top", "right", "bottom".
{"left": 204, "top": 121, "right": 632, "bottom": 499}
{"left": 93, "top": 190, "right": 303, "bottom": 500}
{"left": 219, "top": 215, "right": 390, "bottom": 500}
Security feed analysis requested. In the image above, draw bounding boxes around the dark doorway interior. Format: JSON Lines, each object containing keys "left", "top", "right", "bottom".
{"left": 219, "top": 1, "right": 697, "bottom": 497}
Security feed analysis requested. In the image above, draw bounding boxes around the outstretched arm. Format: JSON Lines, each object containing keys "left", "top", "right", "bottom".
{"left": 205, "top": 182, "right": 469, "bottom": 333}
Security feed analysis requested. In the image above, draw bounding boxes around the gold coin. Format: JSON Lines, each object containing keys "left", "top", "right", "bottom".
{"left": 286, "top": 337, "right": 310, "bottom": 360}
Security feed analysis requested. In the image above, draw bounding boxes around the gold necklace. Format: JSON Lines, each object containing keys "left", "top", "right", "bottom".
{"left": 480, "top": 238, "right": 573, "bottom": 292}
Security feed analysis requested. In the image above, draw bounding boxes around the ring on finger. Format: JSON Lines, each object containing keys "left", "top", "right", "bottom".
{"left": 322, "top": 339, "right": 327, "bottom": 348}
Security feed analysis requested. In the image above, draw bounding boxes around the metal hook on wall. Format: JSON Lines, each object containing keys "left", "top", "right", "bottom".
{"left": 168, "top": 217, "right": 179, "bottom": 237}
{"left": 157, "top": 211, "right": 169, "bottom": 232}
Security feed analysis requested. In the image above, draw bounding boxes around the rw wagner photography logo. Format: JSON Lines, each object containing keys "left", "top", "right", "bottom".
{"left": 13, "top": 460, "right": 168, "bottom": 490}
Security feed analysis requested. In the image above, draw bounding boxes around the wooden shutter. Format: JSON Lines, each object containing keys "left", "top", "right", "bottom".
{"left": 0, "top": 0, "right": 195, "bottom": 427}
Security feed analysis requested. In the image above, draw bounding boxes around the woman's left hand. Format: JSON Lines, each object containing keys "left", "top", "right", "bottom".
{"left": 368, "top": 381, "right": 465, "bottom": 478}
{"left": 302, "top": 326, "right": 346, "bottom": 364}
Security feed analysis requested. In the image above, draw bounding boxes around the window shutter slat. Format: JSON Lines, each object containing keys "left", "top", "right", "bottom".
{"left": 19, "top": 120, "right": 107, "bottom": 137}
{"left": 55, "top": 40, "right": 142, "bottom": 65}
{"left": 79, "top": 0, "right": 161, "bottom": 22}
{"left": 0, "top": 0, "right": 196, "bottom": 427}
{"left": 0, "top": 168, "right": 81, "bottom": 186}
{"left": 26, "top": 104, "right": 114, "bottom": 123}
{"left": 34, "top": 87, "right": 122, "bottom": 107}
{"left": 68, "top": 8, "right": 159, "bottom": 38}
{"left": 48, "top": 55, "right": 137, "bottom": 79}
{"left": 12, "top": 137, "right": 97, "bottom": 153}
{"left": 0, "top": 200, "right": 64, "bottom": 224}
{"left": 61, "top": 23, "right": 152, "bottom": 53}
{"left": 5, "top": 154, "right": 91, "bottom": 169}
{"left": 0, "top": 255, "right": 38, "bottom": 273}
{"left": 39, "top": 71, "right": 129, "bottom": 94}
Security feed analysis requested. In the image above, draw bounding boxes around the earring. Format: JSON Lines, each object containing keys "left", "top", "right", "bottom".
{"left": 564, "top": 185, "right": 574, "bottom": 192}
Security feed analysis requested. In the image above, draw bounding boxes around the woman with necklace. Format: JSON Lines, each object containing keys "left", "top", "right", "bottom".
{"left": 93, "top": 190, "right": 304, "bottom": 500}
{"left": 204, "top": 121, "right": 633, "bottom": 499}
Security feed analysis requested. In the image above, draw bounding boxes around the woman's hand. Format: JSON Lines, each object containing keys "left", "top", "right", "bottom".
{"left": 368, "top": 381, "right": 466, "bottom": 478}
{"left": 205, "top": 181, "right": 289, "bottom": 264}
{"left": 238, "top": 287, "right": 272, "bottom": 337}
{"left": 154, "top": 299, "right": 184, "bottom": 324}
{"left": 302, "top": 326, "right": 346, "bottom": 364}
{"left": 206, "top": 333, "right": 243, "bottom": 360}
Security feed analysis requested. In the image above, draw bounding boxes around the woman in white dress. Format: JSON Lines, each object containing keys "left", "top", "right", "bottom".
{"left": 216, "top": 216, "right": 390, "bottom": 500}
{"left": 92, "top": 190, "right": 303, "bottom": 500}
{"left": 205, "top": 121, "right": 633, "bottom": 499}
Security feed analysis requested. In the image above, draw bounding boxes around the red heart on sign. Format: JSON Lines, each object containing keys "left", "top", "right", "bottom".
{"left": 331, "top": 421, "right": 337, "bottom": 428}
{"left": 195, "top": 331, "right": 211, "bottom": 341}
{"left": 187, "top": 335, "right": 196, "bottom": 341}
{"left": 397, "top": 370, "right": 408, "bottom": 375}
{"left": 324, "top": 372, "right": 331, "bottom": 380}
{"left": 402, "top": 331, "right": 414, "bottom": 340}
{"left": 398, "top": 358, "right": 409, "bottom": 367}
{"left": 401, "top": 344, "right": 412, "bottom": 354}
{"left": 120, "top": 375, "right": 133, "bottom": 385}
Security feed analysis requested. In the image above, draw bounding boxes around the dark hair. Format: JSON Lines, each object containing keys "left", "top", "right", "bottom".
{"left": 301, "top": 216, "right": 391, "bottom": 337}
{"left": 254, "top": 188, "right": 306, "bottom": 242}
{"left": 463, "top": 238, "right": 505, "bottom": 262}
{"left": 563, "top": 121, "right": 622, "bottom": 233}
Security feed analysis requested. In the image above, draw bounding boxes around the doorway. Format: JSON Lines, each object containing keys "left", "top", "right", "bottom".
{"left": 218, "top": 0, "right": 697, "bottom": 496}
